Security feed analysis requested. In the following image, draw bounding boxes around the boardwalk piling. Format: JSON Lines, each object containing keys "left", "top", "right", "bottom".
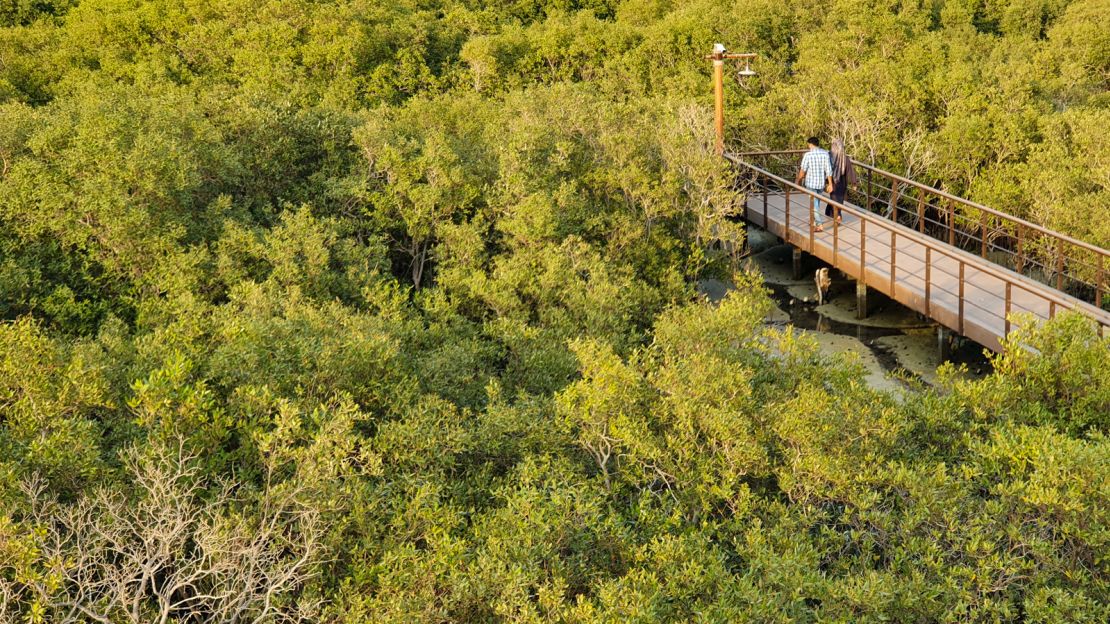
{"left": 856, "top": 281, "right": 869, "bottom": 319}
{"left": 792, "top": 247, "right": 803, "bottom": 281}
{"left": 937, "top": 326, "right": 953, "bottom": 361}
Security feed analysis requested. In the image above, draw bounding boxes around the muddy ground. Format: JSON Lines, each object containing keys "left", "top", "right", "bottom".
{"left": 699, "top": 229, "right": 991, "bottom": 394}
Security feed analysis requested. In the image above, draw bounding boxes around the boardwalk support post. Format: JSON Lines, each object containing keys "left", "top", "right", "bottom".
{"left": 937, "top": 326, "right": 953, "bottom": 362}
{"left": 792, "top": 247, "right": 803, "bottom": 281}
{"left": 856, "top": 281, "right": 869, "bottom": 320}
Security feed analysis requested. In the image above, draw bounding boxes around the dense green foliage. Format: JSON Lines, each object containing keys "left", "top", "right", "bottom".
{"left": 0, "top": 1, "right": 1108, "bottom": 621}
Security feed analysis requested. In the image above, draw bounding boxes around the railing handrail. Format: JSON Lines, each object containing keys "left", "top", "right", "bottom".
{"left": 727, "top": 153, "right": 1110, "bottom": 326}
{"left": 735, "top": 150, "right": 1110, "bottom": 260}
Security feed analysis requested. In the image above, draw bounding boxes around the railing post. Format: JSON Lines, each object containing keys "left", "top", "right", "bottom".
{"left": 762, "top": 178, "right": 768, "bottom": 227}
{"left": 948, "top": 199, "right": 956, "bottom": 247}
{"left": 1098, "top": 254, "right": 1104, "bottom": 310}
{"left": 809, "top": 194, "right": 815, "bottom": 251}
{"left": 860, "top": 218, "right": 867, "bottom": 278}
{"left": 1004, "top": 282, "right": 1012, "bottom": 337}
{"left": 889, "top": 181, "right": 899, "bottom": 220}
{"left": 980, "top": 213, "right": 988, "bottom": 258}
{"left": 1055, "top": 241, "right": 1065, "bottom": 291}
{"left": 784, "top": 187, "right": 791, "bottom": 243}
{"left": 925, "top": 247, "right": 932, "bottom": 317}
{"left": 833, "top": 205, "right": 839, "bottom": 263}
{"left": 917, "top": 190, "right": 925, "bottom": 234}
{"left": 958, "top": 260, "right": 965, "bottom": 334}
{"left": 889, "top": 229, "right": 896, "bottom": 296}
{"left": 1016, "top": 224, "right": 1025, "bottom": 275}
{"left": 866, "top": 168, "right": 873, "bottom": 212}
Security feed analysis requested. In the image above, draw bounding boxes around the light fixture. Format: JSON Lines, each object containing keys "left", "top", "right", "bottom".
{"left": 736, "top": 57, "right": 756, "bottom": 79}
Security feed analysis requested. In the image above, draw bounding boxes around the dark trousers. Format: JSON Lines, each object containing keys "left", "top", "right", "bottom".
{"left": 826, "top": 176, "right": 848, "bottom": 217}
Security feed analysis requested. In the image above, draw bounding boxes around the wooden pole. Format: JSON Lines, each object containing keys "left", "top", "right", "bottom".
{"left": 706, "top": 48, "right": 755, "bottom": 156}
{"left": 713, "top": 57, "right": 725, "bottom": 155}
{"left": 707, "top": 46, "right": 752, "bottom": 270}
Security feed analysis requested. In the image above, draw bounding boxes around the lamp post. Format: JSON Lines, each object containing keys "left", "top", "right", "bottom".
{"left": 706, "top": 44, "right": 757, "bottom": 156}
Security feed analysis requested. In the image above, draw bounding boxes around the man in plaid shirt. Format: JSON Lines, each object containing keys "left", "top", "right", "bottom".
{"left": 795, "top": 137, "right": 833, "bottom": 231}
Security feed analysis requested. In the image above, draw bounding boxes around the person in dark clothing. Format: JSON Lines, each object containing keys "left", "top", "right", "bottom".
{"left": 828, "top": 138, "right": 857, "bottom": 222}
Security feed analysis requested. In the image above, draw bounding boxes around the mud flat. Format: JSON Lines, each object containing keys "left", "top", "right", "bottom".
{"left": 700, "top": 237, "right": 991, "bottom": 393}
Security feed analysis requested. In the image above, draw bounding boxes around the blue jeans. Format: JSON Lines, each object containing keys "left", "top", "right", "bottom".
{"left": 806, "top": 188, "right": 826, "bottom": 225}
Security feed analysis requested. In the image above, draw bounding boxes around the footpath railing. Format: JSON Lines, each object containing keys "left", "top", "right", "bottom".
{"left": 738, "top": 150, "right": 1110, "bottom": 314}
{"left": 727, "top": 153, "right": 1110, "bottom": 346}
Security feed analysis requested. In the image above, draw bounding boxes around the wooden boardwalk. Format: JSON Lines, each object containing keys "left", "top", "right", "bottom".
{"left": 742, "top": 190, "right": 1110, "bottom": 352}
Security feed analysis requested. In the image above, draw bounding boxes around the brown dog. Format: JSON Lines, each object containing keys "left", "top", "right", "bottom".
{"left": 815, "top": 267, "right": 831, "bottom": 305}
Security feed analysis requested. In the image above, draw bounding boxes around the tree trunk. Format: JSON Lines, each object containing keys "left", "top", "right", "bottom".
{"left": 411, "top": 239, "right": 428, "bottom": 289}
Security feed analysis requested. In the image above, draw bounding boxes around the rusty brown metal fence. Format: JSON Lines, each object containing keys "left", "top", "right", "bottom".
{"left": 728, "top": 153, "right": 1110, "bottom": 350}
{"left": 738, "top": 150, "right": 1110, "bottom": 314}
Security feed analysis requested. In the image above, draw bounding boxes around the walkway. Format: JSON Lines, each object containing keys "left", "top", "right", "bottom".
{"left": 729, "top": 152, "right": 1110, "bottom": 352}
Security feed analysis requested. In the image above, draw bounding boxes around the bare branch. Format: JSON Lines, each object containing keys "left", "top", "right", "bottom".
{"left": 0, "top": 439, "right": 327, "bottom": 623}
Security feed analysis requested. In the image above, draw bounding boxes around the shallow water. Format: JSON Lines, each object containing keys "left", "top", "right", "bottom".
{"left": 762, "top": 281, "right": 991, "bottom": 387}
{"left": 703, "top": 232, "right": 993, "bottom": 391}
{"left": 763, "top": 282, "right": 917, "bottom": 380}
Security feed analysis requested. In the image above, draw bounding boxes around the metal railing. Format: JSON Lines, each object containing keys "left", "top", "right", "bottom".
{"left": 737, "top": 150, "right": 1110, "bottom": 314}
{"left": 728, "top": 153, "right": 1110, "bottom": 347}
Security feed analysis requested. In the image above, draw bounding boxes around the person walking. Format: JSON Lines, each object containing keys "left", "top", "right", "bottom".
{"left": 828, "top": 138, "right": 857, "bottom": 223}
{"left": 795, "top": 137, "right": 833, "bottom": 231}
